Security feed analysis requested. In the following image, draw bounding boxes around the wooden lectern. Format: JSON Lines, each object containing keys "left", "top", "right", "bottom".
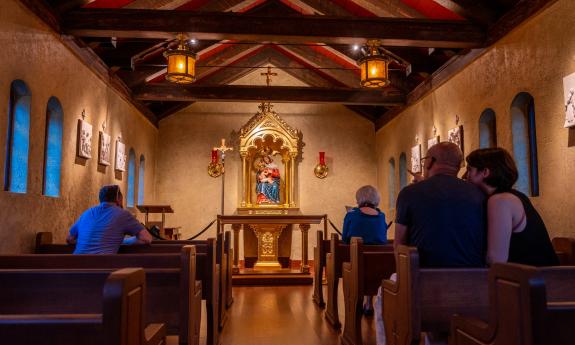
{"left": 136, "top": 205, "right": 177, "bottom": 239}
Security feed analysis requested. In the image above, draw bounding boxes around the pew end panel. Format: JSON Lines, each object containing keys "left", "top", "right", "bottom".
{"left": 341, "top": 237, "right": 395, "bottom": 345}
{"left": 325, "top": 233, "right": 348, "bottom": 329}
{"left": 313, "top": 230, "right": 327, "bottom": 307}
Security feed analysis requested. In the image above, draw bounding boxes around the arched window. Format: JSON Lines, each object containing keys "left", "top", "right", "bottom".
{"left": 137, "top": 154, "right": 145, "bottom": 205}
{"left": 388, "top": 158, "right": 396, "bottom": 209}
{"left": 479, "top": 108, "right": 497, "bottom": 148}
{"left": 511, "top": 93, "right": 539, "bottom": 196}
{"left": 399, "top": 153, "right": 407, "bottom": 190}
{"left": 5, "top": 80, "right": 31, "bottom": 193}
{"left": 126, "top": 149, "right": 136, "bottom": 207}
{"left": 43, "top": 97, "right": 63, "bottom": 197}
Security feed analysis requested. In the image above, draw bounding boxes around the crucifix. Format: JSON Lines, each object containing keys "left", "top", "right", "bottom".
{"left": 261, "top": 66, "right": 277, "bottom": 86}
{"left": 214, "top": 138, "right": 233, "bottom": 215}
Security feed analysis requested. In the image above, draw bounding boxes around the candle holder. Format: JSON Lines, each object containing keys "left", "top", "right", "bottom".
{"left": 208, "top": 149, "right": 224, "bottom": 177}
{"left": 314, "top": 152, "right": 328, "bottom": 178}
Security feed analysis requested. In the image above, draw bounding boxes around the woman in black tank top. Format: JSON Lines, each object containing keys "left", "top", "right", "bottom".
{"left": 464, "top": 148, "right": 558, "bottom": 266}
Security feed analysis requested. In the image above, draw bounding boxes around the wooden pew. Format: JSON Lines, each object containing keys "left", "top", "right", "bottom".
{"left": 36, "top": 230, "right": 232, "bottom": 335}
{"left": 0, "top": 245, "right": 208, "bottom": 345}
{"left": 0, "top": 268, "right": 166, "bottom": 345}
{"left": 552, "top": 237, "right": 575, "bottom": 265}
{"left": 382, "top": 245, "right": 489, "bottom": 345}
{"left": 325, "top": 233, "right": 349, "bottom": 328}
{"left": 312, "top": 230, "right": 331, "bottom": 308}
{"left": 224, "top": 230, "right": 234, "bottom": 308}
{"left": 450, "top": 263, "right": 575, "bottom": 345}
{"left": 324, "top": 233, "right": 393, "bottom": 328}
{"left": 341, "top": 238, "right": 395, "bottom": 345}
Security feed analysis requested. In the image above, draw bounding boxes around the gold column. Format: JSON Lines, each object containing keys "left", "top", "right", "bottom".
{"left": 290, "top": 153, "right": 296, "bottom": 207}
{"left": 232, "top": 224, "right": 241, "bottom": 274}
{"left": 247, "top": 154, "right": 252, "bottom": 207}
{"left": 299, "top": 223, "right": 310, "bottom": 273}
{"left": 283, "top": 155, "right": 290, "bottom": 208}
{"left": 241, "top": 153, "right": 247, "bottom": 208}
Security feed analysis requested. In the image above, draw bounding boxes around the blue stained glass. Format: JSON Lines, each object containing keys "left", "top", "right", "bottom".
{"left": 6, "top": 80, "right": 31, "bottom": 193}
{"left": 138, "top": 155, "right": 145, "bottom": 205}
{"left": 44, "top": 97, "right": 63, "bottom": 197}
{"left": 479, "top": 109, "right": 497, "bottom": 149}
{"left": 399, "top": 153, "right": 407, "bottom": 190}
{"left": 511, "top": 93, "right": 538, "bottom": 196}
{"left": 127, "top": 149, "right": 136, "bottom": 207}
{"left": 388, "top": 158, "right": 396, "bottom": 209}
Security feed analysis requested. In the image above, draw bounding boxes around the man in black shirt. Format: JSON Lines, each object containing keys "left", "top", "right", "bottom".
{"left": 394, "top": 142, "right": 486, "bottom": 267}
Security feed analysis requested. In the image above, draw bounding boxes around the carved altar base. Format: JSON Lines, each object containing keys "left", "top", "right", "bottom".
{"left": 250, "top": 224, "right": 286, "bottom": 269}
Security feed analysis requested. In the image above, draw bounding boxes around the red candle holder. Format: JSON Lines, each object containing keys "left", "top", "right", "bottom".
{"left": 314, "top": 151, "right": 328, "bottom": 178}
{"left": 208, "top": 150, "right": 223, "bottom": 177}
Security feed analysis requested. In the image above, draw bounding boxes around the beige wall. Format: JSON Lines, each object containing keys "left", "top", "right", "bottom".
{"left": 0, "top": 0, "right": 158, "bottom": 253}
{"left": 155, "top": 101, "right": 377, "bottom": 258}
{"left": 376, "top": 0, "right": 575, "bottom": 239}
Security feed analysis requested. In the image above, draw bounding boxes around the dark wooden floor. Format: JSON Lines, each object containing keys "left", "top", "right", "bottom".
{"left": 218, "top": 285, "right": 378, "bottom": 345}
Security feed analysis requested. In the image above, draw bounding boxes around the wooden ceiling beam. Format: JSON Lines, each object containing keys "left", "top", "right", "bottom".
{"left": 61, "top": 8, "right": 487, "bottom": 48}
{"left": 432, "top": 0, "right": 499, "bottom": 27}
{"left": 133, "top": 84, "right": 406, "bottom": 106}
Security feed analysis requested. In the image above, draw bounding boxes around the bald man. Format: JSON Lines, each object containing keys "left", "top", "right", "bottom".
{"left": 394, "top": 142, "right": 486, "bottom": 267}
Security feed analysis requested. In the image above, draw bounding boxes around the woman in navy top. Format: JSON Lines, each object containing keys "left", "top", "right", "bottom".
{"left": 342, "top": 185, "right": 388, "bottom": 316}
{"left": 342, "top": 185, "right": 387, "bottom": 245}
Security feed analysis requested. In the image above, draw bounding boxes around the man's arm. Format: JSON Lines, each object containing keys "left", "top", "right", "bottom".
{"left": 394, "top": 223, "right": 408, "bottom": 250}
{"left": 123, "top": 228, "right": 152, "bottom": 245}
{"left": 66, "top": 222, "right": 79, "bottom": 244}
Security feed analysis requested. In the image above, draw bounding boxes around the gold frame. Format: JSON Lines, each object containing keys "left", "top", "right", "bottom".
{"left": 238, "top": 102, "right": 300, "bottom": 210}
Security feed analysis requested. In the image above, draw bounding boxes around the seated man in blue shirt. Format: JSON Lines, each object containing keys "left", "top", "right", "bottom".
{"left": 66, "top": 185, "right": 152, "bottom": 254}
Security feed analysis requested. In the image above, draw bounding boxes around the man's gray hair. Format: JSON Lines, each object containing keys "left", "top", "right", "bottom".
{"left": 355, "top": 185, "right": 381, "bottom": 207}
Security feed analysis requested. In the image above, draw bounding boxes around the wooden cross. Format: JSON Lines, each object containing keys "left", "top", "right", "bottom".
{"left": 261, "top": 66, "right": 278, "bottom": 87}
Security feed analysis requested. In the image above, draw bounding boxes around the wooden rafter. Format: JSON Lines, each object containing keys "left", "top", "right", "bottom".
{"left": 134, "top": 84, "right": 406, "bottom": 106}
{"left": 61, "top": 8, "right": 487, "bottom": 48}
{"left": 432, "top": 0, "right": 499, "bottom": 26}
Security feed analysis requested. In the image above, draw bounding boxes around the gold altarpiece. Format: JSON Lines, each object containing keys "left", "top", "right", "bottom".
{"left": 234, "top": 102, "right": 303, "bottom": 270}
{"left": 238, "top": 102, "right": 299, "bottom": 210}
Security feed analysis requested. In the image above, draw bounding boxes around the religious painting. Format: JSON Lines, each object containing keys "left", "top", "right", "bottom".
{"left": 77, "top": 119, "right": 92, "bottom": 159}
{"left": 411, "top": 144, "right": 422, "bottom": 173}
{"left": 427, "top": 136, "right": 440, "bottom": 150}
{"left": 115, "top": 140, "right": 126, "bottom": 172}
{"left": 563, "top": 72, "right": 575, "bottom": 128}
{"left": 448, "top": 125, "right": 464, "bottom": 152}
{"left": 255, "top": 148, "right": 281, "bottom": 205}
{"left": 98, "top": 131, "right": 111, "bottom": 166}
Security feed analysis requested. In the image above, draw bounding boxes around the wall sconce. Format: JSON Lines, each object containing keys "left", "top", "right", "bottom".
{"left": 208, "top": 149, "right": 223, "bottom": 177}
{"left": 314, "top": 151, "right": 328, "bottom": 178}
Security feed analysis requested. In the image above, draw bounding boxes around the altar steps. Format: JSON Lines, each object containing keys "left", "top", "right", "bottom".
{"left": 232, "top": 269, "right": 313, "bottom": 286}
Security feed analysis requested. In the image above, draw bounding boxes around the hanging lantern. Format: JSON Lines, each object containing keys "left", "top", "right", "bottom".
{"left": 358, "top": 40, "right": 390, "bottom": 88}
{"left": 164, "top": 34, "right": 196, "bottom": 84}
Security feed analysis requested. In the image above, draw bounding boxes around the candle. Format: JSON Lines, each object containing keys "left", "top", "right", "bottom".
{"left": 319, "top": 151, "right": 325, "bottom": 165}
{"left": 212, "top": 150, "right": 218, "bottom": 164}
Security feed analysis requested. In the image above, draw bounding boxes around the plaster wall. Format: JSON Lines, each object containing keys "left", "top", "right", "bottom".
{"left": 376, "top": 0, "right": 575, "bottom": 239}
{"left": 0, "top": 0, "right": 158, "bottom": 253}
{"left": 155, "top": 102, "right": 377, "bottom": 258}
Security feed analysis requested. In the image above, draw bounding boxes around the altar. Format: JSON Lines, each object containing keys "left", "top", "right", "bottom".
{"left": 218, "top": 211, "right": 327, "bottom": 274}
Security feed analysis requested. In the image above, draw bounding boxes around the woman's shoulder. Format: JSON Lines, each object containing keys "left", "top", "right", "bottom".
{"left": 488, "top": 191, "right": 523, "bottom": 209}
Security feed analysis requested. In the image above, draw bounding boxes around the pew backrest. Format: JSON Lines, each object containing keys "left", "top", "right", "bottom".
{"left": 552, "top": 237, "right": 575, "bottom": 265}
{"left": 382, "top": 245, "right": 489, "bottom": 345}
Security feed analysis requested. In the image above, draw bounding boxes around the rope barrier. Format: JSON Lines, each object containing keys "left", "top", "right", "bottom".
{"left": 327, "top": 218, "right": 342, "bottom": 236}
{"left": 186, "top": 219, "right": 217, "bottom": 240}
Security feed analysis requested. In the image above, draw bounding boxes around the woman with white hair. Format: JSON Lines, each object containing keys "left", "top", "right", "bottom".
{"left": 342, "top": 185, "right": 388, "bottom": 316}
{"left": 342, "top": 185, "right": 388, "bottom": 245}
